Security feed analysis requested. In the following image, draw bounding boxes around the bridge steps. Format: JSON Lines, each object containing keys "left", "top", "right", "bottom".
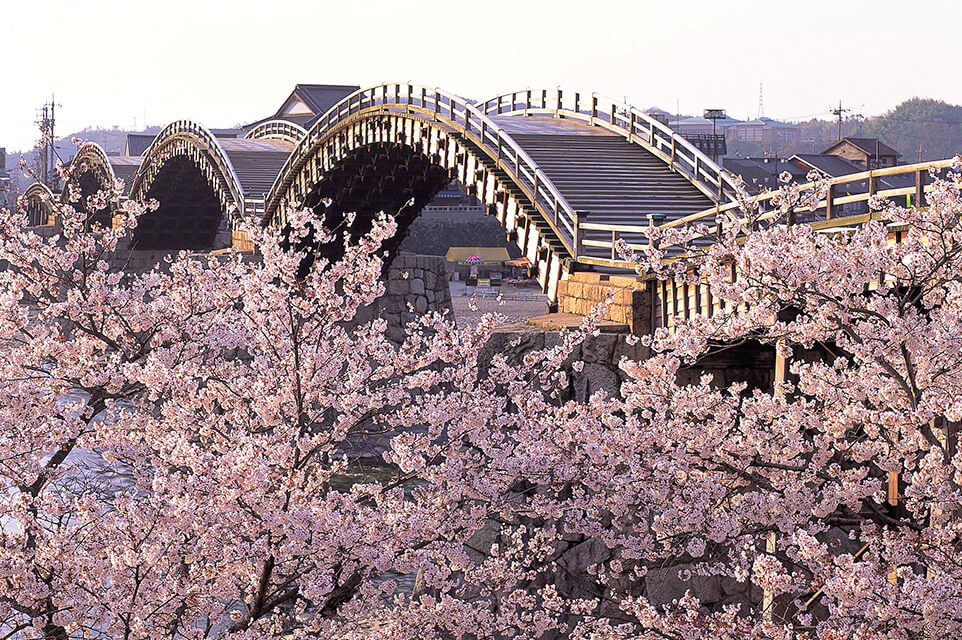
{"left": 488, "top": 125, "right": 713, "bottom": 261}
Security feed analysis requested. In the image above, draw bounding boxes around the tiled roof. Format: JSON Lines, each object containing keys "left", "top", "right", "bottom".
{"left": 219, "top": 138, "right": 295, "bottom": 197}
{"left": 822, "top": 137, "right": 900, "bottom": 158}
{"left": 245, "top": 84, "right": 360, "bottom": 131}
{"left": 125, "top": 134, "right": 155, "bottom": 156}
{"left": 792, "top": 153, "right": 864, "bottom": 177}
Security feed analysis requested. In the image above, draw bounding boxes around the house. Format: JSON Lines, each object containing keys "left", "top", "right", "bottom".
{"left": 820, "top": 137, "right": 900, "bottom": 170}
{"left": 244, "top": 84, "right": 361, "bottom": 131}
{"left": 726, "top": 117, "right": 800, "bottom": 148}
{"left": 670, "top": 114, "right": 743, "bottom": 136}
{"left": 789, "top": 153, "right": 864, "bottom": 178}
{"left": 722, "top": 157, "right": 808, "bottom": 194}
{"left": 124, "top": 134, "right": 155, "bottom": 156}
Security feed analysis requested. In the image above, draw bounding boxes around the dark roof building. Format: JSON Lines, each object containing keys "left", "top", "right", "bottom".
{"left": 125, "top": 133, "right": 155, "bottom": 156}
{"left": 821, "top": 137, "right": 900, "bottom": 170}
{"left": 790, "top": 153, "right": 863, "bottom": 178}
{"left": 723, "top": 157, "right": 808, "bottom": 194}
{"left": 244, "top": 84, "right": 360, "bottom": 131}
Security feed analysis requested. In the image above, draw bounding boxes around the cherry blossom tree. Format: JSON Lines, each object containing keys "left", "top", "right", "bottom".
{"left": 1, "top": 142, "right": 961, "bottom": 640}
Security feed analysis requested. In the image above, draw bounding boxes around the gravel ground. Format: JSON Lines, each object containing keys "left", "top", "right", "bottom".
{"left": 448, "top": 282, "right": 549, "bottom": 328}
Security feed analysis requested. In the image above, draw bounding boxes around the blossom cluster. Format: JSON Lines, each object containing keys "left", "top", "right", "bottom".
{"left": 1, "top": 141, "right": 961, "bottom": 639}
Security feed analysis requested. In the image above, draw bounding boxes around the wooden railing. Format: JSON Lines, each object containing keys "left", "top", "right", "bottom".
{"left": 67, "top": 142, "right": 117, "bottom": 198}
{"left": 132, "top": 119, "right": 250, "bottom": 220}
{"left": 659, "top": 158, "right": 953, "bottom": 236}
{"left": 265, "top": 83, "right": 580, "bottom": 256}
{"left": 574, "top": 159, "right": 956, "bottom": 269}
{"left": 244, "top": 119, "right": 307, "bottom": 144}
{"left": 478, "top": 89, "right": 741, "bottom": 205}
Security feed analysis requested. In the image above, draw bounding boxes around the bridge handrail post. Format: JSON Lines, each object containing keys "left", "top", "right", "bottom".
{"left": 915, "top": 168, "right": 926, "bottom": 207}
{"left": 825, "top": 183, "right": 834, "bottom": 220}
{"left": 591, "top": 94, "right": 598, "bottom": 126}
{"left": 574, "top": 210, "right": 587, "bottom": 259}
{"left": 556, "top": 88, "right": 562, "bottom": 117}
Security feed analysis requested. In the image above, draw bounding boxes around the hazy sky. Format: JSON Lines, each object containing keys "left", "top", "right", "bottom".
{"left": 2, "top": 0, "right": 961, "bottom": 151}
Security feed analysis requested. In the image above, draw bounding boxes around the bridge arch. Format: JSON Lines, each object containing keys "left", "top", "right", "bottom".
{"left": 22, "top": 182, "right": 56, "bottom": 227}
{"left": 62, "top": 142, "right": 117, "bottom": 228}
{"left": 128, "top": 120, "right": 243, "bottom": 250}
{"left": 245, "top": 120, "right": 307, "bottom": 144}
{"left": 265, "top": 83, "right": 585, "bottom": 297}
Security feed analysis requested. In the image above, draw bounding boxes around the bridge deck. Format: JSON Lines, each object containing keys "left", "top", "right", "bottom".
{"left": 490, "top": 116, "right": 715, "bottom": 259}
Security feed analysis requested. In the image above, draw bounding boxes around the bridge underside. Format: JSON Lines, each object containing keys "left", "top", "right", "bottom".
{"left": 135, "top": 156, "right": 227, "bottom": 250}
{"left": 297, "top": 142, "right": 449, "bottom": 270}
{"left": 69, "top": 169, "right": 113, "bottom": 229}
{"left": 24, "top": 194, "right": 53, "bottom": 227}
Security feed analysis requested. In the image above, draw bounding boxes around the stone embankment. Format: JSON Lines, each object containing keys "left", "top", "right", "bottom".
{"left": 377, "top": 254, "right": 454, "bottom": 343}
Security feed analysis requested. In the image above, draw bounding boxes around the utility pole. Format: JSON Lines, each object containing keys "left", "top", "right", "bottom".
{"left": 830, "top": 100, "right": 850, "bottom": 142}
{"left": 35, "top": 95, "right": 61, "bottom": 190}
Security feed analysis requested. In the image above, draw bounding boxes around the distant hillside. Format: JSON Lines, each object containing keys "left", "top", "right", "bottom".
{"left": 7, "top": 125, "right": 162, "bottom": 203}
{"left": 757, "top": 98, "right": 962, "bottom": 161}
{"left": 859, "top": 98, "right": 962, "bottom": 162}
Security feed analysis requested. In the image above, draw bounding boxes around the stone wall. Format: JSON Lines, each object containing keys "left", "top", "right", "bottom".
{"left": 475, "top": 321, "right": 781, "bottom": 621}
{"left": 556, "top": 273, "right": 652, "bottom": 335}
{"left": 397, "top": 207, "right": 520, "bottom": 258}
{"left": 101, "top": 233, "right": 453, "bottom": 344}
{"left": 362, "top": 254, "right": 455, "bottom": 343}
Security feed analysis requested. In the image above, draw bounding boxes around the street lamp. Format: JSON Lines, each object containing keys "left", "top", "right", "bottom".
{"left": 703, "top": 108, "right": 727, "bottom": 163}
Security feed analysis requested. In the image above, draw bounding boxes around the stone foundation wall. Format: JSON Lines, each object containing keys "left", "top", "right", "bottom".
{"left": 375, "top": 254, "right": 454, "bottom": 342}
{"left": 476, "top": 322, "right": 782, "bottom": 620}
{"left": 397, "top": 207, "right": 519, "bottom": 258}
{"left": 101, "top": 235, "right": 453, "bottom": 344}
{"left": 556, "top": 273, "right": 652, "bottom": 335}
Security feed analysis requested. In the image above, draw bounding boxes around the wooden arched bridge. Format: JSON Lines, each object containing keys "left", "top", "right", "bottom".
{"left": 19, "top": 82, "right": 956, "bottom": 323}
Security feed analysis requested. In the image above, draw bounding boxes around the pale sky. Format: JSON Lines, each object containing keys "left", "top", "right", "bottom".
{"left": 2, "top": 0, "right": 961, "bottom": 152}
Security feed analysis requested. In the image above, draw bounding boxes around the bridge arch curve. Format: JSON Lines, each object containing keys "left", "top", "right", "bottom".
{"left": 265, "top": 83, "right": 583, "bottom": 296}
{"left": 21, "top": 182, "right": 56, "bottom": 227}
{"left": 245, "top": 120, "right": 307, "bottom": 144}
{"left": 128, "top": 120, "right": 243, "bottom": 250}
{"left": 62, "top": 142, "right": 117, "bottom": 227}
